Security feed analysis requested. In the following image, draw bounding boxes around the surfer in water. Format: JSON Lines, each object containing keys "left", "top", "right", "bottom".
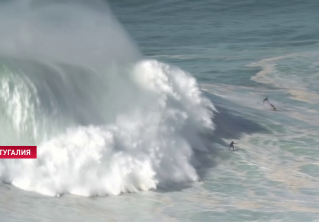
{"left": 229, "top": 141, "right": 237, "bottom": 150}
{"left": 263, "top": 96, "right": 269, "bottom": 104}
{"left": 270, "top": 103, "right": 277, "bottom": 111}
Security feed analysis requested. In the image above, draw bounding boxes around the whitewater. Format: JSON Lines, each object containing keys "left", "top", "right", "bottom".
{"left": 2, "top": 0, "right": 319, "bottom": 221}
{"left": 0, "top": 0, "right": 215, "bottom": 197}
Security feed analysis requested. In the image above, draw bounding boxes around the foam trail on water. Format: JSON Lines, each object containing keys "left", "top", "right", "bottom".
{"left": 0, "top": 0, "right": 215, "bottom": 196}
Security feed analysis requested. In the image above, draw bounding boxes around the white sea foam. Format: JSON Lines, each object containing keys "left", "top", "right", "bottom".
{"left": 0, "top": 0, "right": 215, "bottom": 196}
{"left": 0, "top": 60, "right": 215, "bottom": 197}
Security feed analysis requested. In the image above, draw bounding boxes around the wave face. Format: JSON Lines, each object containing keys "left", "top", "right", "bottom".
{"left": 0, "top": 0, "right": 215, "bottom": 196}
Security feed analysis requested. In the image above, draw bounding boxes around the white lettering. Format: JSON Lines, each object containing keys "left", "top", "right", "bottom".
{"left": 26, "top": 150, "right": 30, "bottom": 155}
{"left": 0, "top": 150, "right": 2, "bottom": 155}
{"left": 16, "top": 150, "right": 20, "bottom": 155}
{"left": 3, "top": 150, "right": 7, "bottom": 155}
{"left": 11, "top": 150, "right": 15, "bottom": 155}
{"left": 21, "top": 150, "right": 26, "bottom": 155}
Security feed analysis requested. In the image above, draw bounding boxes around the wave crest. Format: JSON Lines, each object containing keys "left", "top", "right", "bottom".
{"left": 0, "top": 0, "right": 215, "bottom": 197}
{"left": 0, "top": 60, "right": 214, "bottom": 197}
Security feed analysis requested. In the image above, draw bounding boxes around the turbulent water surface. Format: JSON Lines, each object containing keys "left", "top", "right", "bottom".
{"left": 1, "top": 0, "right": 319, "bottom": 221}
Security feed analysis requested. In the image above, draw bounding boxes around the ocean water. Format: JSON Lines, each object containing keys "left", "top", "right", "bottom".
{"left": 1, "top": 0, "right": 319, "bottom": 221}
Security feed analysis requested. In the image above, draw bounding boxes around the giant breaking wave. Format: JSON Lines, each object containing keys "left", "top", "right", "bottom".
{"left": 0, "top": 0, "right": 215, "bottom": 196}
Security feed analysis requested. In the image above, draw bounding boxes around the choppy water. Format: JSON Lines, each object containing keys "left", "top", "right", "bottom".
{"left": 1, "top": 0, "right": 319, "bottom": 221}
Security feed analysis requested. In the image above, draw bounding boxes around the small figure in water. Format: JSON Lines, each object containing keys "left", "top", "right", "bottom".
{"left": 270, "top": 103, "right": 277, "bottom": 111}
{"left": 229, "top": 141, "right": 237, "bottom": 150}
{"left": 263, "top": 96, "right": 269, "bottom": 104}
